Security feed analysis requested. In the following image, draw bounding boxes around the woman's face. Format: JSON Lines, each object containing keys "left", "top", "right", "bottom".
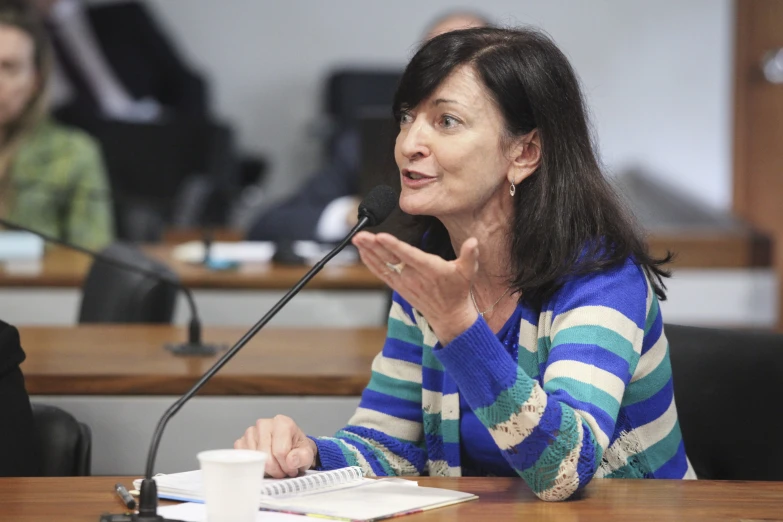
{"left": 395, "top": 65, "right": 519, "bottom": 220}
{"left": 0, "top": 25, "right": 37, "bottom": 129}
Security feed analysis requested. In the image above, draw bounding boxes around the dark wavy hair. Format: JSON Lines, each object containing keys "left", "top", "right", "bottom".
{"left": 392, "top": 27, "right": 671, "bottom": 307}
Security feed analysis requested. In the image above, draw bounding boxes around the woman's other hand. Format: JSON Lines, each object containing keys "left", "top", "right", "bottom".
{"left": 234, "top": 415, "right": 317, "bottom": 478}
{"left": 352, "top": 231, "right": 479, "bottom": 344}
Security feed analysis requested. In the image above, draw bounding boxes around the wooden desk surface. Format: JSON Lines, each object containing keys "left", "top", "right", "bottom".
{"left": 0, "top": 229, "right": 772, "bottom": 289}
{"left": 0, "top": 245, "right": 385, "bottom": 290}
{"left": 1, "top": 476, "right": 781, "bottom": 521}
{"left": 20, "top": 325, "right": 384, "bottom": 396}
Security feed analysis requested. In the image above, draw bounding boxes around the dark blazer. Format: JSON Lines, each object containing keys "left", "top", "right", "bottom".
{"left": 247, "top": 129, "right": 360, "bottom": 241}
{"left": 51, "top": 0, "right": 208, "bottom": 123}
{"left": 0, "top": 320, "right": 39, "bottom": 476}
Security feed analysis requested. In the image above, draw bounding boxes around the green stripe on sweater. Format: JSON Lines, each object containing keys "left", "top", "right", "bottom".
{"left": 552, "top": 325, "right": 637, "bottom": 365}
{"left": 421, "top": 344, "right": 445, "bottom": 371}
{"left": 473, "top": 368, "right": 535, "bottom": 427}
{"left": 517, "top": 349, "right": 540, "bottom": 379}
{"left": 366, "top": 371, "right": 422, "bottom": 403}
{"left": 336, "top": 431, "right": 396, "bottom": 475}
{"left": 387, "top": 317, "right": 423, "bottom": 346}
{"left": 602, "top": 421, "right": 682, "bottom": 478}
{"left": 423, "top": 412, "right": 459, "bottom": 444}
{"left": 644, "top": 294, "right": 659, "bottom": 333}
{"left": 622, "top": 351, "right": 672, "bottom": 406}
{"left": 520, "top": 404, "right": 582, "bottom": 494}
{"left": 544, "top": 376, "right": 620, "bottom": 417}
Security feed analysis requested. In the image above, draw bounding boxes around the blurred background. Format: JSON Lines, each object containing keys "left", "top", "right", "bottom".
{"left": 0, "top": 0, "right": 777, "bottom": 329}
{"left": 1, "top": 0, "right": 782, "bottom": 476}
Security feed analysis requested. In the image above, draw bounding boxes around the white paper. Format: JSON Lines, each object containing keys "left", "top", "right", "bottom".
{"left": 157, "top": 502, "right": 303, "bottom": 522}
{"left": 171, "top": 240, "right": 357, "bottom": 266}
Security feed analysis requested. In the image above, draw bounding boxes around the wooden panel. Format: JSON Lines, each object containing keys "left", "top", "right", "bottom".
{"left": 161, "top": 227, "right": 244, "bottom": 243}
{"left": 648, "top": 230, "right": 772, "bottom": 268}
{"left": 19, "top": 325, "right": 384, "bottom": 396}
{"left": 1, "top": 476, "right": 783, "bottom": 521}
{"left": 733, "top": 0, "right": 783, "bottom": 328}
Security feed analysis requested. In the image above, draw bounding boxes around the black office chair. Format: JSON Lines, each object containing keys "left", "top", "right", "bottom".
{"left": 32, "top": 404, "right": 92, "bottom": 476}
{"left": 666, "top": 323, "right": 783, "bottom": 480}
{"left": 78, "top": 242, "right": 178, "bottom": 323}
{"left": 320, "top": 68, "right": 402, "bottom": 158}
{"left": 79, "top": 118, "right": 240, "bottom": 241}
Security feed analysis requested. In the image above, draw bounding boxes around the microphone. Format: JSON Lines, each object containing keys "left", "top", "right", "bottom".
{"left": 105, "top": 185, "right": 397, "bottom": 522}
{"left": 0, "top": 217, "right": 224, "bottom": 357}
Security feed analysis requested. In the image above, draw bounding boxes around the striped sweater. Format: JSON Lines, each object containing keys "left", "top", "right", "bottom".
{"left": 313, "top": 257, "right": 695, "bottom": 501}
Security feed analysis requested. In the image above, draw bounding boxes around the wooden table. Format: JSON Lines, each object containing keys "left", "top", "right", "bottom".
{"left": 20, "top": 325, "right": 383, "bottom": 396}
{"left": 0, "top": 246, "right": 389, "bottom": 327}
{"left": 1, "top": 476, "right": 782, "bottom": 521}
{"left": 0, "top": 245, "right": 384, "bottom": 290}
{"left": 21, "top": 325, "right": 381, "bottom": 474}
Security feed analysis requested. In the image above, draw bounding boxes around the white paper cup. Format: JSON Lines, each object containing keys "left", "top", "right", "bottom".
{"left": 197, "top": 449, "right": 267, "bottom": 522}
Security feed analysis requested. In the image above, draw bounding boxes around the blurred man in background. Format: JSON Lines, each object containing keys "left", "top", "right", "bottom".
{"left": 30, "top": 0, "right": 208, "bottom": 125}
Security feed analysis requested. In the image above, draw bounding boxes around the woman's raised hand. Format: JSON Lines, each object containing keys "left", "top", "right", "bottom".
{"left": 352, "top": 231, "right": 480, "bottom": 344}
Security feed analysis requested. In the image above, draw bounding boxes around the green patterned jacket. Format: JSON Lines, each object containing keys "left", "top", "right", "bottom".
{"left": 6, "top": 119, "right": 114, "bottom": 250}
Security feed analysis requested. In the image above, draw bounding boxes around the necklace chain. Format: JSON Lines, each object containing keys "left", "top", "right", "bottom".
{"left": 470, "top": 286, "right": 511, "bottom": 318}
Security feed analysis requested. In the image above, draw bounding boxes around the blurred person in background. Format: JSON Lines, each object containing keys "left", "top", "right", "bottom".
{"left": 30, "top": 0, "right": 208, "bottom": 125}
{"left": 0, "top": 0, "right": 113, "bottom": 249}
{"left": 246, "top": 10, "right": 490, "bottom": 243}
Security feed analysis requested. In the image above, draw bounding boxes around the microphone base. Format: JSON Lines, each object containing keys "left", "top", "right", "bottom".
{"left": 164, "top": 342, "right": 226, "bottom": 357}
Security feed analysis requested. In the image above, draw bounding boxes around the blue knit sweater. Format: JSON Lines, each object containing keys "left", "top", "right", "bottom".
{"left": 313, "top": 257, "right": 695, "bottom": 500}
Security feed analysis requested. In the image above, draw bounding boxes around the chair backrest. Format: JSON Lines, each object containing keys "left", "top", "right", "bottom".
{"left": 320, "top": 69, "right": 402, "bottom": 160}
{"left": 78, "top": 242, "right": 178, "bottom": 323}
{"left": 79, "top": 118, "right": 237, "bottom": 240}
{"left": 31, "top": 404, "right": 91, "bottom": 476}
{"left": 666, "top": 323, "right": 783, "bottom": 480}
{"left": 324, "top": 69, "right": 402, "bottom": 125}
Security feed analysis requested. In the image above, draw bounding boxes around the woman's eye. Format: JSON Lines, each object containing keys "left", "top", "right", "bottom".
{"left": 399, "top": 111, "right": 413, "bottom": 125}
{"left": 441, "top": 115, "right": 459, "bottom": 128}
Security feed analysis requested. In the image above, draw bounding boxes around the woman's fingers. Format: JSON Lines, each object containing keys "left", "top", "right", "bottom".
{"left": 257, "top": 420, "right": 286, "bottom": 478}
{"left": 358, "top": 242, "right": 403, "bottom": 282}
{"left": 375, "top": 233, "right": 435, "bottom": 271}
{"left": 353, "top": 232, "right": 402, "bottom": 266}
{"left": 271, "top": 416, "right": 300, "bottom": 477}
{"left": 287, "top": 444, "right": 315, "bottom": 474}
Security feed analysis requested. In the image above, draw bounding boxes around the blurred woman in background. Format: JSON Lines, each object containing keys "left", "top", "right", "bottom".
{"left": 0, "top": 0, "right": 113, "bottom": 249}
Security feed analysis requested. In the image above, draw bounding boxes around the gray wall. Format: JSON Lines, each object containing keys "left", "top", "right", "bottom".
{"left": 93, "top": 0, "right": 732, "bottom": 210}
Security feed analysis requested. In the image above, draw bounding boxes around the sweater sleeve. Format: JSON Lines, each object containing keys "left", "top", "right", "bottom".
{"left": 312, "top": 292, "right": 428, "bottom": 476}
{"left": 434, "top": 259, "right": 648, "bottom": 501}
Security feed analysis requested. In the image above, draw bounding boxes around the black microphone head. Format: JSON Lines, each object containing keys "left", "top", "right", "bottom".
{"left": 358, "top": 185, "right": 397, "bottom": 227}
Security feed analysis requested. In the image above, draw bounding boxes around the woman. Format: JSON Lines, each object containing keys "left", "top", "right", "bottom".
{"left": 0, "top": 0, "right": 113, "bottom": 250}
{"left": 236, "top": 27, "right": 695, "bottom": 501}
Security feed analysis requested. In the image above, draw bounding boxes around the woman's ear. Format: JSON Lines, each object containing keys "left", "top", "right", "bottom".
{"left": 508, "top": 128, "right": 541, "bottom": 185}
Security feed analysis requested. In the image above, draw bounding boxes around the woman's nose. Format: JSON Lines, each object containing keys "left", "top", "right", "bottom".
{"left": 397, "top": 119, "right": 430, "bottom": 160}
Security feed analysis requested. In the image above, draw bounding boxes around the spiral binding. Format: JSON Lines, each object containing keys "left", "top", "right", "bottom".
{"left": 261, "top": 466, "right": 364, "bottom": 497}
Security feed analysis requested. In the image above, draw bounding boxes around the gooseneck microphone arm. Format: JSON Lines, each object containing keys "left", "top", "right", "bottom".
{"left": 0, "top": 217, "right": 218, "bottom": 356}
{"left": 144, "top": 216, "right": 369, "bottom": 479}
{"left": 128, "top": 185, "right": 397, "bottom": 522}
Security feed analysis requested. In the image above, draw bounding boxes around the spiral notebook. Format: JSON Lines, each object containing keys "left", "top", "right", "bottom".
{"left": 133, "top": 467, "right": 477, "bottom": 521}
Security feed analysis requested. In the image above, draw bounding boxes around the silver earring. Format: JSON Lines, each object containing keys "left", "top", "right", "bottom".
{"left": 509, "top": 180, "right": 516, "bottom": 197}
